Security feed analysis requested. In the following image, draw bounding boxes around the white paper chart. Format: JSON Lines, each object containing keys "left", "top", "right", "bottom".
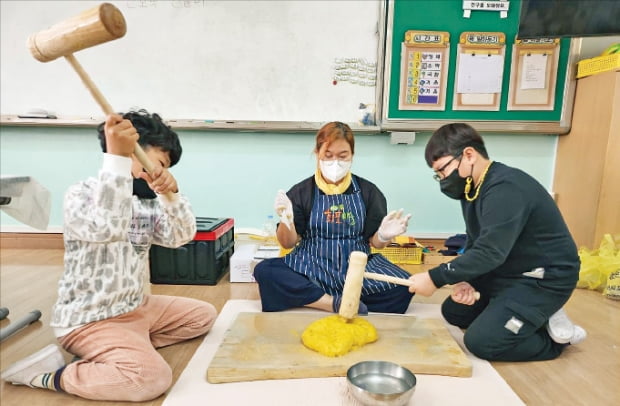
{"left": 456, "top": 53, "right": 504, "bottom": 94}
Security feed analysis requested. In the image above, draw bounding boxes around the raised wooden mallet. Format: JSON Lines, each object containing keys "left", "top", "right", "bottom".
{"left": 27, "top": 3, "right": 172, "bottom": 199}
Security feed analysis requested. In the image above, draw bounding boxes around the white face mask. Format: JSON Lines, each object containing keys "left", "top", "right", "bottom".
{"left": 319, "top": 160, "right": 352, "bottom": 183}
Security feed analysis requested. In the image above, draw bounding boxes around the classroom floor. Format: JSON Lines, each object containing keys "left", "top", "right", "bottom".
{"left": 1, "top": 247, "right": 619, "bottom": 405}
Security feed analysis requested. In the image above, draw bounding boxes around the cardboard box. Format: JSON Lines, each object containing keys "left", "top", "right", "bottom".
{"left": 229, "top": 243, "right": 287, "bottom": 282}
{"left": 230, "top": 244, "right": 259, "bottom": 283}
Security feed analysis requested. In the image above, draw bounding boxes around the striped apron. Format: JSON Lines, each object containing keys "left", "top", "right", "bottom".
{"left": 283, "top": 177, "right": 410, "bottom": 296}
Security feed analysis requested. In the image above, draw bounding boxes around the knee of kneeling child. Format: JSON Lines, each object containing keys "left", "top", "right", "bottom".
{"left": 197, "top": 302, "right": 218, "bottom": 333}
{"left": 129, "top": 363, "right": 173, "bottom": 401}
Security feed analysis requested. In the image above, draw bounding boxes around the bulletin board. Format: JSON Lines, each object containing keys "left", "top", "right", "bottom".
{"left": 507, "top": 38, "right": 560, "bottom": 110}
{"left": 453, "top": 32, "right": 507, "bottom": 111}
{"left": 0, "top": 0, "right": 382, "bottom": 129}
{"left": 382, "top": 0, "right": 579, "bottom": 133}
{"left": 399, "top": 30, "right": 450, "bottom": 111}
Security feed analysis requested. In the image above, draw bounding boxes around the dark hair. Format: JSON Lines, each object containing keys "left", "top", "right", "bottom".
{"left": 424, "top": 123, "right": 489, "bottom": 167}
{"left": 97, "top": 109, "right": 182, "bottom": 167}
{"left": 314, "top": 121, "right": 355, "bottom": 155}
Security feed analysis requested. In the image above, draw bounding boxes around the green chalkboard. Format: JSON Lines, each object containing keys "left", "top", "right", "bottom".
{"left": 382, "top": 0, "right": 578, "bottom": 133}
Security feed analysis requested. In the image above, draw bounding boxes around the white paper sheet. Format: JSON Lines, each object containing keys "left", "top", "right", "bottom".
{"left": 520, "top": 53, "right": 548, "bottom": 90}
{"left": 457, "top": 53, "right": 504, "bottom": 94}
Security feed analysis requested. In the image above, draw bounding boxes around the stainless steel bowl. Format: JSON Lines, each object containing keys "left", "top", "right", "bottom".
{"left": 346, "top": 361, "right": 416, "bottom": 406}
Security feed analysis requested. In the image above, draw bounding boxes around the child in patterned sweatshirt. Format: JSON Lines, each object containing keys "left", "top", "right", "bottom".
{"left": 1, "top": 110, "right": 217, "bottom": 401}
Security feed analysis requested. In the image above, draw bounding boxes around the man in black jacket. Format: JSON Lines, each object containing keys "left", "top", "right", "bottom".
{"left": 408, "top": 123, "right": 586, "bottom": 362}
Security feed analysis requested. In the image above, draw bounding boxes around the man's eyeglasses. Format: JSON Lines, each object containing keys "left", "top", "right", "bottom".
{"left": 433, "top": 155, "right": 462, "bottom": 182}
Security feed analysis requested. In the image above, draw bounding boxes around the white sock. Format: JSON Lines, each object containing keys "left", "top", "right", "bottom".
{"left": 29, "top": 372, "right": 57, "bottom": 390}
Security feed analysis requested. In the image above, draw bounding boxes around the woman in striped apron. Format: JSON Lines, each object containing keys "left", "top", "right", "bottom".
{"left": 254, "top": 122, "right": 414, "bottom": 314}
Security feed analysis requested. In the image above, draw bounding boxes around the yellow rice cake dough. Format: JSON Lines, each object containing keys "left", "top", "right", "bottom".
{"left": 301, "top": 315, "right": 378, "bottom": 357}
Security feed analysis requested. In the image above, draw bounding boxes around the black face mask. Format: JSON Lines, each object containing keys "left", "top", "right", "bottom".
{"left": 439, "top": 170, "right": 468, "bottom": 200}
{"left": 133, "top": 178, "right": 157, "bottom": 199}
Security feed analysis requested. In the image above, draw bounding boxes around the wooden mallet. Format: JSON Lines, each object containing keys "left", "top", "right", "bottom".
{"left": 339, "top": 251, "right": 369, "bottom": 320}
{"left": 340, "top": 253, "right": 480, "bottom": 320}
{"left": 27, "top": 3, "right": 172, "bottom": 199}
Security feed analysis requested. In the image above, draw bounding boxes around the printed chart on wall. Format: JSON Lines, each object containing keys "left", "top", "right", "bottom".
{"left": 507, "top": 38, "right": 560, "bottom": 110}
{"left": 453, "top": 32, "right": 506, "bottom": 111}
{"left": 399, "top": 31, "right": 450, "bottom": 111}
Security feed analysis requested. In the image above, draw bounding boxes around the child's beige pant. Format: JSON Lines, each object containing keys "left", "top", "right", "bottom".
{"left": 58, "top": 294, "right": 217, "bottom": 401}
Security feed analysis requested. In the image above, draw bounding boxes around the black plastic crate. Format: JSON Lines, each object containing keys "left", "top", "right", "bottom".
{"left": 149, "top": 217, "right": 234, "bottom": 285}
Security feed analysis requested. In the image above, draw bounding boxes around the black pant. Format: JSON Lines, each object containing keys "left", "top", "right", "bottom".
{"left": 442, "top": 277, "right": 572, "bottom": 362}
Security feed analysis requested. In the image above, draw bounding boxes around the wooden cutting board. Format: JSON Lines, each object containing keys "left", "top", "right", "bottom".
{"left": 207, "top": 312, "right": 472, "bottom": 383}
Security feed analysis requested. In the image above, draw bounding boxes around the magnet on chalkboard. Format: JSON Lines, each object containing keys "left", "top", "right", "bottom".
{"left": 333, "top": 80, "right": 338, "bottom": 85}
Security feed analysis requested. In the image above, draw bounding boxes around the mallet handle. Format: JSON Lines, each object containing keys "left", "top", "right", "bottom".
{"left": 64, "top": 54, "right": 173, "bottom": 200}
{"left": 364, "top": 272, "right": 413, "bottom": 286}
{"left": 65, "top": 54, "right": 114, "bottom": 115}
{"left": 364, "top": 272, "right": 481, "bottom": 300}
{"left": 0, "top": 310, "right": 42, "bottom": 341}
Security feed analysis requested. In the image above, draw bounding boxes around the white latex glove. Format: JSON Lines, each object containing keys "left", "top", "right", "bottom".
{"left": 377, "top": 209, "right": 411, "bottom": 242}
{"left": 274, "top": 189, "right": 294, "bottom": 229}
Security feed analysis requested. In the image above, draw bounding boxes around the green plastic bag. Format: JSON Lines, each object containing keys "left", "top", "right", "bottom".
{"left": 577, "top": 234, "right": 620, "bottom": 294}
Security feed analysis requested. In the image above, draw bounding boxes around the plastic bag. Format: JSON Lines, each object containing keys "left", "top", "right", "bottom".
{"left": 577, "top": 234, "right": 620, "bottom": 296}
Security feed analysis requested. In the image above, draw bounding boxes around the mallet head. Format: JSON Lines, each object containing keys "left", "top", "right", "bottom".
{"left": 339, "top": 251, "right": 368, "bottom": 320}
{"left": 28, "top": 2, "right": 126, "bottom": 62}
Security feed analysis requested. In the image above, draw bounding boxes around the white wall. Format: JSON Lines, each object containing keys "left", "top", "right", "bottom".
{"left": 0, "top": 126, "right": 557, "bottom": 237}
{"left": 1, "top": 6, "right": 614, "bottom": 237}
{"left": 579, "top": 36, "right": 620, "bottom": 59}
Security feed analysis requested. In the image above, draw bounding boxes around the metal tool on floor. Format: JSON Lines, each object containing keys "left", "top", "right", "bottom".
{"left": 0, "top": 310, "right": 42, "bottom": 341}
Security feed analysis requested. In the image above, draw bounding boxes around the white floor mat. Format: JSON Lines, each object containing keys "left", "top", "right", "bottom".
{"left": 163, "top": 300, "right": 524, "bottom": 406}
